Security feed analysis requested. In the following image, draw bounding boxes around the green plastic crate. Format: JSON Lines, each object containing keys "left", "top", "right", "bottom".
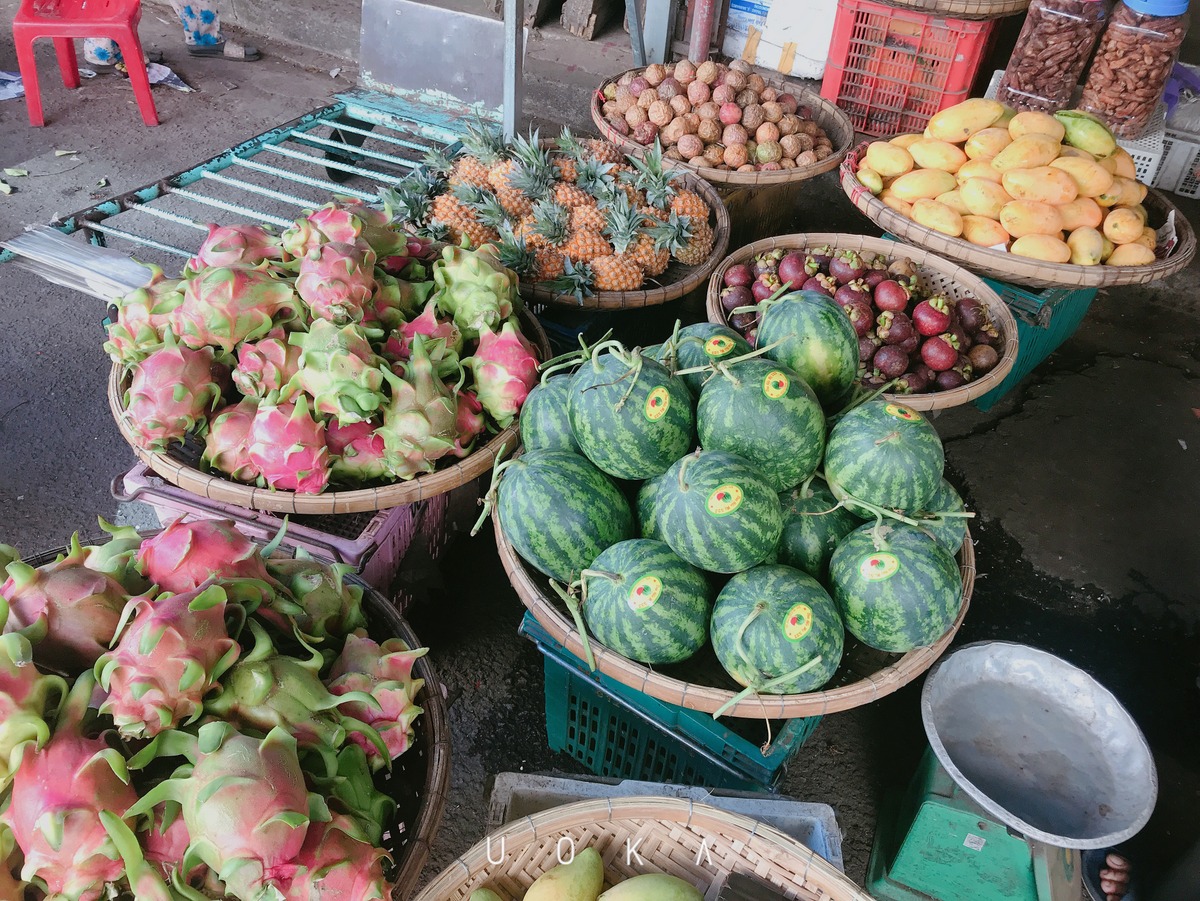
{"left": 521, "top": 613, "right": 821, "bottom": 791}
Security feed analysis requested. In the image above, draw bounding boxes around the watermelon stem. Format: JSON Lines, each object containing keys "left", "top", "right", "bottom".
{"left": 589, "top": 338, "right": 630, "bottom": 371}
{"left": 537, "top": 329, "right": 616, "bottom": 382}
{"left": 676, "top": 450, "right": 699, "bottom": 493}
{"left": 614, "top": 355, "right": 643, "bottom": 412}
{"left": 549, "top": 579, "right": 597, "bottom": 672}
{"left": 827, "top": 378, "right": 900, "bottom": 426}
{"left": 468, "top": 443, "right": 515, "bottom": 537}
{"left": 730, "top": 281, "right": 794, "bottom": 318}
{"left": 712, "top": 656, "right": 825, "bottom": 720}
{"left": 673, "top": 337, "right": 786, "bottom": 379}
{"left": 823, "top": 470, "right": 930, "bottom": 531}
{"left": 580, "top": 569, "right": 622, "bottom": 584}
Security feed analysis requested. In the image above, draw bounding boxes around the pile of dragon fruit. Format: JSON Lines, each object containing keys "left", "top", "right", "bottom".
{"left": 104, "top": 199, "right": 541, "bottom": 494}
{"left": 0, "top": 518, "right": 426, "bottom": 900}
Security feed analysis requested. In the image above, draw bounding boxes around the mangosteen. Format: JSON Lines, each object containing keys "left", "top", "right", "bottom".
{"left": 752, "top": 248, "right": 785, "bottom": 278}
{"left": 834, "top": 279, "right": 871, "bottom": 307}
{"left": 751, "top": 273, "right": 782, "bottom": 303}
{"left": 745, "top": 328, "right": 758, "bottom": 347}
{"left": 877, "top": 310, "right": 914, "bottom": 346}
{"left": 915, "top": 363, "right": 936, "bottom": 384}
{"left": 806, "top": 244, "right": 834, "bottom": 272}
{"left": 935, "top": 369, "right": 967, "bottom": 390}
{"left": 829, "top": 250, "right": 866, "bottom": 285}
{"left": 898, "top": 332, "right": 921, "bottom": 355}
{"left": 721, "top": 285, "right": 754, "bottom": 313}
{"left": 802, "top": 273, "right": 836, "bottom": 297}
{"left": 895, "top": 369, "right": 930, "bottom": 393}
{"left": 873, "top": 345, "right": 910, "bottom": 379}
{"left": 920, "top": 333, "right": 960, "bottom": 372}
{"left": 873, "top": 279, "right": 910, "bottom": 313}
{"left": 887, "top": 258, "right": 919, "bottom": 281}
{"left": 723, "top": 263, "right": 754, "bottom": 288}
{"left": 972, "top": 322, "right": 1001, "bottom": 347}
{"left": 843, "top": 299, "right": 875, "bottom": 337}
{"left": 951, "top": 322, "right": 973, "bottom": 353}
{"left": 730, "top": 311, "right": 758, "bottom": 331}
{"left": 777, "top": 252, "right": 807, "bottom": 290}
{"left": 859, "top": 334, "right": 882, "bottom": 363}
{"left": 911, "top": 296, "right": 952, "bottom": 336}
{"left": 864, "top": 268, "right": 890, "bottom": 288}
{"left": 956, "top": 295, "right": 989, "bottom": 334}
{"left": 953, "top": 353, "right": 974, "bottom": 383}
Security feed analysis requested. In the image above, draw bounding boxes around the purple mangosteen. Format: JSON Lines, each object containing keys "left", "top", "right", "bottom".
{"left": 873, "top": 345, "right": 910, "bottom": 379}
{"left": 895, "top": 369, "right": 931, "bottom": 393}
{"left": 843, "top": 299, "right": 876, "bottom": 337}
{"left": 829, "top": 249, "right": 867, "bottom": 285}
{"left": 721, "top": 285, "right": 754, "bottom": 313}
{"left": 859, "top": 334, "right": 882, "bottom": 363}
{"left": 723, "top": 263, "right": 754, "bottom": 288}
{"left": 834, "top": 279, "right": 871, "bottom": 308}
{"left": 876, "top": 310, "right": 914, "bottom": 346}
{"left": 873, "top": 279, "right": 910, "bottom": 313}
{"left": 912, "top": 296, "right": 952, "bottom": 336}
{"left": 921, "top": 333, "right": 960, "bottom": 372}
{"left": 777, "top": 252, "right": 808, "bottom": 290}
{"left": 802, "top": 273, "right": 836, "bottom": 297}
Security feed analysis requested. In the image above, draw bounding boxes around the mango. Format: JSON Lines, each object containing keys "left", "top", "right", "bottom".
{"left": 1002, "top": 167, "right": 1079, "bottom": 205}
{"left": 995, "top": 105, "right": 1018, "bottom": 126}
{"left": 962, "top": 215, "right": 1011, "bottom": 248}
{"left": 1048, "top": 157, "right": 1114, "bottom": 198}
{"left": 957, "top": 159, "right": 1004, "bottom": 185}
{"left": 890, "top": 133, "right": 924, "bottom": 149}
{"left": 1111, "top": 148, "right": 1138, "bottom": 179}
{"left": 1066, "top": 227, "right": 1105, "bottom": 265}
{"left": 991, "top": 134, "right": 1063, "bottom": 172}
{"left": 599, "top": 874, "right": 704, "bottom": 901}
{"left": 470, "top": 891, "right": 506, "bottom": 901}
{"left": 1103, "top": 208, "right": 1145, "bottom": 244}
{"left": 960, "top": 178, "right": 1014, "bottom": 219}
{"left": 880, "top": 192, "right": 914, "bottom": 216}
{"left": 1106, "top": 243, "right": 1156, "bottom": 266}
{"left": 1057, "top": 146, "right": 1096, "bottom": 160}
{"left": 912, "top": 198, "right": 964, "bottom": 237}
{"left": 858, "top": 167, "right": 885, "bottom": 194}
{"left": 864, "top": 141, "right": 915, "bottom": 179}
{"left": 1055, "top": 110, "right": 1117, "bottom": 158}
{"left": 1010, "top": 233, "right": 1072, "bottom": 263}
{"left": 1117, "top": 203, "right": 1148, "bottom": 224}
{"left": 1057, "top": 197, "right": 1105, "bottom": 231}
{"left": 890, "top": 168, "right": 958, "bottom": 203}
{"left": 910, "top": 139, "right": 969, "bottom": 173}
{"left": 1008, "top": 110, "right": 1066, "bottom": 142}
{"left": 926, "top": 98, "right": 1006, "bottom": 142}
{"left": 1096, "top": 175, "right": 1146, "bottom": 208}
{"left": 1000, "top": 200, "right": 1065, "bottom": 237}
{"left": 935, "top": 189, "right": 972, "bottom": 216}
{"left": 964, "top": 127, "right": 1013, "bottom": 161}
{"left": 525, "top": 847, "right": 604, "bottom": 901}
{"left": 1135, "top": 226, "right": 1158, "bottom": 250}
{"left": 1101, "top": 236, "right": 1116, "bottom": 261}
{"left": 1095, "top": 154, "right": 1119, "bottom": 175}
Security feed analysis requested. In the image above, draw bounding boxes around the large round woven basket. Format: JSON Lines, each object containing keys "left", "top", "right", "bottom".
{"left": 412, "top": 796, "right": 876, "bottom": 901}
{"left": 876, "top": 0, "right": 1029, "bottom": 18}
{"left": 592, "top": 68, "right": 856, "bottom": 188}
{"left": 840, "top": 142, "right": 1197, "bottom": 290}
{"left": 494, "top": 509, "right": 975, "bottom": 720}
{"left": 108, "top": 310, "right": 551, "bottom": 515}
{"left": 705, "top": 233, "right": 1019, "bottom": 411}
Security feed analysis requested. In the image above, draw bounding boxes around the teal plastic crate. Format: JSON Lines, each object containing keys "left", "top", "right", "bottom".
{"left": 520, "top": 613, "right": 821, "bottom": 791}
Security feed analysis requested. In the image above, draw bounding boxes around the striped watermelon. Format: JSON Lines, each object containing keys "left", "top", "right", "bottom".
{"left": 567, "top": 347, "right": 696, "bottom": 480}
{"left": 496, "top": 449, "right": 634, "bottom": 583}
{"left": 912, "top": 478, "right": 968, "bottom": 555}
{"left": 777, "top": 478, "right": 862, "bottom": 582}
{"left": 659, "top": 323, "right": 752, "bottom": 397}
{"left": 636, "top": 472, "right": 666, "bottom": 542}
{"left": 828, "top": 522, "right": 963, "bottom": 653}
{"left": 824, "top": 400, "right": 945, "bottom": 514}
{"left": 519, "top": 374, "right": 579, "bottom": 454}
{"left": 758, "top": 291, "right": 859, "bottom": 410}
{"left": 711, "top": 564, "right": 844, "bottom": 693}
{"left": 580, "top": 539, "right": 714, "bottom": 664}
{"left": 648, "top": 449, "right": 783, "bottom": 574}
{"left": 696, "top": 359, "right": 826, "bottom": 492}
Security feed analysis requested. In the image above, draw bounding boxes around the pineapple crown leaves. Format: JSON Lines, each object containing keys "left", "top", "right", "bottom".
{"left": 530, "top": 199, "right": 571, "bottom": 248}
{"left": 649, "top": 210, "right": 694, "bottom": 253}
{"left": 379, "top": 178, "right": 433, "bottom": 228}
{"left": 554, "top": 126, "right": 585, "bottom": 159}
{"left": 450, "top": 180, "right": 491, "bottom": 207}
{"left": 505, "top": 162, "right": 555, "bottom": 205}
{"left": 547, "top": 257, "right": 595, "bottom": 305}
{"left": 416, "top": 220, "right": 450, "bottom": 242}
{"left": 458, "top": 118, "right": 508, "bottom": 166}
{"left": 507, "top": 128, "right": 552, "bottom": 171}
{"left": 601, "top": 194, "right": 645, "bottom": 256}
{"left": 421, "top": 147, "right": 455, "bottom": 177}
{"left": 575, "top": 158, "right": 617, "bottom": 197}
{"left": 493, "top": 226, "right": 537, "bottom": 277}
{"left": 471, "top": 191, "right": 511, "bottom": 230}
{"left": 625, "top": 139, "right": 679, "bottom": 210}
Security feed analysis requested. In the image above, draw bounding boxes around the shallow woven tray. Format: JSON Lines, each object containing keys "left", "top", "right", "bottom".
{"left": 591, "top": 68, "right": 856, "bottom": 188}
{"left": 840, "top": 141, "right": 1197, "bottom": 290}
{"left": 876, "top": 0, "right": 1029, "bottom": 18}
{"left": 706, "top": 233, "right": 1018, "bottom": 411}
{"left": 412, "top": 796, "right": 875, "bottom": 901}
{"left": 495, "top": 508, "right": 975, "bottom": 720}
{"left": 108, "top": 310, "right": 550, "bottom": 515}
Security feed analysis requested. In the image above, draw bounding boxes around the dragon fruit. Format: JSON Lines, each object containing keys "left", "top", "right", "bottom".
{"left": 74, "top": 518, "right": 149, "bottom": 594}
{"left": 453, "top": 389, "right": 486, "bottom": 457}
{"left": 137, "top": 518, "right": 271, "bottom": 593}
{"left": 202, "top": 398, "right": 262, "bottom": 482}
{"left": 383, "top": 299, "right": 464, "bottom": 364}
{"left": 95, "top": 583, "right": 241, "bottom": 739}
{"left": 103, "top": 265, "right": 186, "bottom": 365}
{"left": 295, "top": 241, "right": 377, "bottom": 324}
{"left": 305, "top": 745, "right": 395, "bottom": 847}
{"left": 287, "top": 320, "right": 388, "bottom": 425}
{"left": 248, "top": 395, "right": 332, "bottom": 493}
{"left": 261, "top": 550, "right": 367, "bottom": 642}
{"left": 377, "top": 334, "right": 459, "bottom": 480}
{"left": 171, "top": 264, "right": 303, "bottom": 353}
{"left": 327, "top": 628, "right": 427, "bottom": 770}
{"left": 280, "top": 814, "right": 393, "bottom": 900}
{"left": 140, "top": 802, "right": 210, "bottom": 889}
{"left": 232, "top": 327, "right": 303, "bottom": 400}
{"left": 364, "top": 270, "right": 432, "bottom": 331}
{"left": 326, "top": 420, "right": 390, "bottom": 483}
{"left": 185, "top": 223, "right": 285, "bottom": 273}
{"left": 0, "top": 820, "right": 26, "bottom": 898}
{"left": 0, "top": 619, "right": 68, "bottom": 790}
{"left": 462, "top": 318, "right": 540, "bottom": 428}
{"left": 122, "top": 331, "right": 224, "bottom": 451}
{"left": 433, "top": 244, "right": 519, "bottom": 338}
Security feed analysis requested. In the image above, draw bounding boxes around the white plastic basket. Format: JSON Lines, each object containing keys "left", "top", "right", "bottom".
{"left": 1154, "top": 128, "right": 1200, "bottom": 198}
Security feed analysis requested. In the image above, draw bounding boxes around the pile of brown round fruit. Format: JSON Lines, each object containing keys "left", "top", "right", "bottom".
{"left": 717, "top": 248, "right": 1005, "bottom": 394}
{"left": 598, "top": 58, "right": 836, "bottom": 172}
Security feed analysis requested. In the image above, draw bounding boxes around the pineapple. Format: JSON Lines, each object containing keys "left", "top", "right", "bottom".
{"left": 562, "top": 228, "right": 612, "bottom": 264}
{"left": 493, "top": 227, "right": 537, "bottom": 277}
{"left": 553, "top": 127, "right": 587, "bottom": 182}
{"left": 380, "top": 175, "right": 435, "bottom": 229}
{"left": 652, "top": 212, "right": 714, "bottom": 268}
{"left": 532, "top": 248, "right": 566, "bottom": 282}
{"left": 570, "top": 203, "right": 606, "bottom": 234}
{"left": 591, "top": 254, "right": 645, "bottom": 292}
{"left": 431, "top": 183, "right": 499, "bottom": 249}
{"left": 471, "top": 190, "right": 511, "bottom": 234}
{"left": 553, "top": 181, "right": 593, "bottom": 210}
{"left": 455, "top": 119, "right": 507, "bottom": 189}
{"left": 603, "top": 196, "right": 660, "bottom": 284}
{"left": 633, "top": 232, "right": 670, "bottom": 278}
{"left": 626, "top": 141, "right": 678, "bottom": 213}
{"left": 527, "top": 200, "right": 571, "bottom": 252}
{"left": 574, "top": 157, "right": 617, "bottom": 201}
{"left": 585, "top": 139, "right": 626, "bottom": 166}
{"left": 495, "top": 131, "right": 555, "bottom": 219}
{"left": 547, "top": 258, "right": 596, "bottom": 303}
{"left": 422, "top": 147, "right": 455, "bottom": 180}
{"left": 670, "top": 188, "right": 712, "bottom": 224}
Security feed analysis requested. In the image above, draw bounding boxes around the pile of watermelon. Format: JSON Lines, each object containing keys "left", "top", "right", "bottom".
{"left": 482, "top": 306, "right": 971, "bottom": 703}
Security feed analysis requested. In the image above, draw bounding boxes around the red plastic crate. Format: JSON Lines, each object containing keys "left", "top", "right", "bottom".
{"left": 820, "top": 0, "right": 996, "bottom": 138}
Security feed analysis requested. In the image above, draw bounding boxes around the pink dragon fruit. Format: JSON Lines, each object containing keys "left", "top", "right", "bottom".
{"left": 122, "top": 331, "right": 224, "bottom": 451}
{"left": 171, "top": 264, "right": 304, "bottom": 353}
{"left": 136, "top": 518, "right": 271, "bottom": 592}
{"left": 74, "top": 518, "right": 149, "bottom": 594}
{"left": 262, "top": 550, "right": 367, "bottom": 641}
{"left": 377, "top": 334, "right": 459, "bottom": 480}
{"left": 279, "top": 815, "right": 393, "bottom": 900}
{"left": 432, "top": 243, "right": 519, "bottom": 338}
{"left": 328, "top": 628, "right": 427, "bottom": 770}
{"left": 202, "top": 398, "right": 262, "bottom": 482}
{"left": 140, "top": 802, "right": 212, "bottom": 889}
{"left": 296, "top": 241, "right": 378, "bottom": 324}
{"left": 364, "top": 270, "right": 433, "bottom": 332}
{"left": 185, "top": 223, "right": 285, "bottom": 273}
{"left": 103, "top": 265, "right": 186, "bottom": 365}
{"left": 384, "top": 299, "right": 465, "bottom": 363}
{"left": 462, "top": 318, "right": 540, "bottom": 428}
{"left": 248, "top": 395, "right": 332, "bottom": 493}
{"left": 95, "top": 583, "right": 241, "bottom": 739}
{"left": 232, "top": 327, "right": 304, "bottom": 399}
{"left": 453, "top": 389, "right": 486, "bottom": 458}
{"left": 326, "top": 420, "right": 390, "bottom": 483}
{"left": 0, "top": 624, "right": 68, "bottom": 789}
{"left": 382, "top": 235, "right": 435, "bottom": 275}
{"left": 287, "top": 320, "right": 388, "bottom": 425}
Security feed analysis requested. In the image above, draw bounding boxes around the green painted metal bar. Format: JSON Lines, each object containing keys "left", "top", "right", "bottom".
{"left": 312, "top": 120, "right": 431, "bottom": 152}
{"left": 199, "top": 171, "right": 324, "bottom": 210}
{"left": 229, "top": 158, "right": 381, "bottom": 199}
{"left": 338, "top": 93, "right": 466, "bottom": 143}
{"left": 85, "top": 222, "right": 193, "bottom": 258}
{"left": 118, "top": 203, "right": 208, "bottom": 230}
{"left": 261, "top": 144, "right": 406, "bottom": 183}
{"left": 169, "top": 188, "right": 294, "bottom": 228}
{"left": 287, "top": 131, "right": 423, "bottom": 167}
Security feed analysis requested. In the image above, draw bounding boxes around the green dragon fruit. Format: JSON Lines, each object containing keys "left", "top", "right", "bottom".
{"left": 260, "top": 550, "right": 367, "bottom": 642}
{"left": 202, "top": 399, "right": 262, "bottom": 482}
{"left": 137, "top": 518, "right": 272, "bottom": 593}
{"left": 185, "top": 224, "right": 285, "bottom": 274}
{"left": 171, "top": 264, "right": 303, "bottom": 354}
{"left": 377, "top": 334, "right": 459, "bottom": 480}
{"left": 74, "top": 518, "right": 149, "bottom": 594}
{"left": 326, "top": 420, "right": 390, "bottom": 482}
{"left": 433, "top": 243, "right": 520, "bottom": 338}
{"left": 462, "top": 318, "right": 540, "bottom": 428}
{"left": 0, "top": 602, "right": 68, "bottom": 790}
{"left": 103, "top": 265, "right": 186, "bottom": 365}
{"left": 303, "top": 745, "right": 395, "bottom": 846}
{"left": 453, "top": 389, "right": 486, "bottom": 457}
{"left": 287, "top": 320, "right": 388, "bottom": 425}
{"left": 364, "top": 269, "right": 431, "bottom": 331}
{"left": 122, "top": 331, "right": 224, "bottom": 451}
{"left": 232, "top": 327, "right": 303, "bottom": 400}
{"left": 95, "top": 583, "right": 242, "bottom": 739}
{"left": 295, "top": 241, "right": 377, "bottom": 324}
{"left": 248, "top": 395, "right": 332, "bottom": 493}
{"left": 327, "top": 628, "right": 427, "bottom": 770}
{"left": 279, "top": 814, "right": 393, "bottom": 900}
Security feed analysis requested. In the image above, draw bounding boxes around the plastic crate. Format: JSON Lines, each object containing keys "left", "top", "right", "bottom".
{"left": 820, "top": 0, "right": 997, "bottom": 138}
{"left": 1154, "top": 128, "right": 1200, "bottom": 198}
{"left": 520, "top": 613, "right": 821, "bottom": 792}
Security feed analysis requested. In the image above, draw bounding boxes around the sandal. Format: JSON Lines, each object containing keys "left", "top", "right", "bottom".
{"left": 186, "top": 40, "right": 260, "bottom": 61}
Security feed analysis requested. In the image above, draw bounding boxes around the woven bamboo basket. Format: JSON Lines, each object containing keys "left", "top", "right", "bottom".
{"left": 412, "top": 796, "right": 876, "bottom": 901}
{"left": 705, "top": 233, "right": 1019, "bottom": 411}
{"left": 876, "top": 0, "right": 1029, "bottom": 18}
{"left": 840, "top": 142, "right": 1197, "bottom": 290}
{"left": 108, "top": 309, "right": 551, "bottom": 515}
{"left": 494, "top": 507, "right": 975, "bottom": 720}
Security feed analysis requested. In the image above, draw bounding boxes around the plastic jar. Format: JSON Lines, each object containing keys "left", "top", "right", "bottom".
{"left": 1080, "top": 0, "right": 1191, "bottom": 137}
{"left": 996, "top": 0, "right": 1108, "bottom": 113}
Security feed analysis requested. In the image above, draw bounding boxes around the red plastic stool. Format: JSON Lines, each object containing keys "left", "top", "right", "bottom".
{"left": 13, "top": 0, "right": 158, "bottom": 127}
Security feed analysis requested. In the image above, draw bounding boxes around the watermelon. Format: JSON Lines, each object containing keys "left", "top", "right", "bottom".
{"left": 496, "top": 449, "right": 634, "bottom": 582}
{"left": 647, "top": 449, "right": 783, "bottom": 574}
{"left": 828, "top": 522, "right": 963, "bottom": 653}
{"left": 710, "top": 564, "right": 844, "bottom": 693}
{"left": 777, "top": 478, "right": 862, "bottom": 581}
{"left": 696, "top": 359, "right": 826, "bottom": 492}
{"left": 758, "top": 291, "right": 859, "bottom": 410}
{"left": 567, "top": 346, "right": 696, "bottom": 480}
{"left": 657, "top": 323, "right": 752, "bottom": 397}
{"left": 912, "top": 478, "right": 968, "bottom": 555}
{"left": 636, "top": 472, "right": 666, "bottom": 542}
{"left": 520, "top": 374, "right": 579, "bottom": 454}
{"left": 580, "top": 539, "right": 714, "bottom": 664}
{"left": 824, "top": 399, "right": 945, "bottom": 514}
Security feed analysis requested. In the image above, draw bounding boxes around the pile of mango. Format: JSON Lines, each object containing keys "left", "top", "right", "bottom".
{"left": 855, "top": 98, "right": 1157, "bottom": 267}
{"left": 470, "top": 847, "right": 703, "bottom": 901}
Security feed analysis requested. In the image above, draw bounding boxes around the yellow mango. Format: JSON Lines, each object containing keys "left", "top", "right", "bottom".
{"left": 470, "top": 892, "right": 505, "bottom": 901}
{"left": 935, "top": 189, "right": 972, "bottom": 216}
{"left": 912, "top": 198, "right": 964, "bottom": 237}
{"left": 1057, "top": 197, "right": 1105, "bottom": 231}
{"left": 991, "top": 134, "right": 1062, "bottom": 172}
{"left": 957, "top": 159, "right": 1004, "bottom": 185}
{"left": 1096, "top": 175, "right": 1145, "bottom": 208}
{"left": 1117, "top": 203, "right": 1148, "bottom": 224}
{"left": 1095, "top": 154, "right": 1119, "bottom": 175}
{"left": 1057, "top": 146, "right": 1096, "bottom": 160}
{"left": 1111, "top": 148, "right": 1137, "bottom": 179}
{"left": 1106, "top": 243, "right": 1156, "bottom": 266}
{"left": 1048, "top": 157, "right": 1114, "bottom": 198}
{"left": 1010, "top": 234, "right": 1072, "bottom": 263}
{"left": 525, "top": 848, "right": 604, "bottom": 901}
{"left": 962, "top": 215, "right": 1011, "bottom": 248}
{"left": 926, "top": 98, "right": 1006, "bottom": 142}
{"left": 1009, "top": 111, "right": 1067, "bottom": 142}
{"left": 880, "top": 191, "right": 914, "bottom": 217}
{"left": 1135, "top": 226, "right": 1158, "bottom": 250}
{"left": 995, "top": 105, "right": 1018, "bottom": 126}
{"left": 890, "top": 133, "right": 924, "bottom": 149}
{"left": 960, "top": 178, "right": 1014, "bottom": 219}
{"left": 1103, "top": 208, "right": 1145, "bottom": 244}
{"left": 1001, "top": 167, "right": 1079, "bottom": 205}
{"left": 1101, "top": 236, "right": 1116, "bottom": 261}
{"left": 1066, "top": 227, "right": 1105, "bottom": 265}
{"left": 865, "top": 141, "right": 915, "bottom": 179}
{"left": 599, "top": 874, "right": 704, "bottom": 901}
{"left": 858, "top": 167, "right": 885, "bottom": 194}
{"left": 890, "top": 168, "right": 959, "bottom": 203}
{"left": 1000, "top": 200, "right": 1065, "bottom": 237}
{"left": 964, "top": 127, "right": 1013, "bottom": 161}
{"left": 910, "top": 139, "right": 969, "bottom": 173}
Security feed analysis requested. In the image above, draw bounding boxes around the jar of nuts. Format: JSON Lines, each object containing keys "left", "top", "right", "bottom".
{"left": 1080, "top": 0, "right": 1190, "bottom": 137}
{"left": 996, "top": 0, "right": 1108, "bottom": 113}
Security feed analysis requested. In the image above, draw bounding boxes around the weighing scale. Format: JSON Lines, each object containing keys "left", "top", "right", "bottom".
{"left": 867, "top": 641, "right": 1158, "bottom": 901}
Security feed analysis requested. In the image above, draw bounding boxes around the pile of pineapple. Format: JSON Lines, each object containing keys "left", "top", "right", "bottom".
{"left": 387, "top": 125, "right": 717, "bottom": 297}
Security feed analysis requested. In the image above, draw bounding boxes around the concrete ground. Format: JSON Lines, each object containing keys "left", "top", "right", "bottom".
{"left": 0, "top": 2, "right": 1197, "bottom": 898}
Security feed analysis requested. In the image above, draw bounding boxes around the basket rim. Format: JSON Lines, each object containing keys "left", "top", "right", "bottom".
{"left": 840, "top": 141, "right": 1198, "bottom": 291}
{"left": 590, "top": 67, "right": 856, "bottom": 187}
{"left": 495, "top": 507, "right": 976, "bottom": 719}
{"left": 108, "top": 309, "right": 550, "bottom": 515}
{"left": 704, "top": 232, "right": 1020, "bottom": 411}
{"left": 863, "top": 0, "right": 1030, "bottom": 18}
